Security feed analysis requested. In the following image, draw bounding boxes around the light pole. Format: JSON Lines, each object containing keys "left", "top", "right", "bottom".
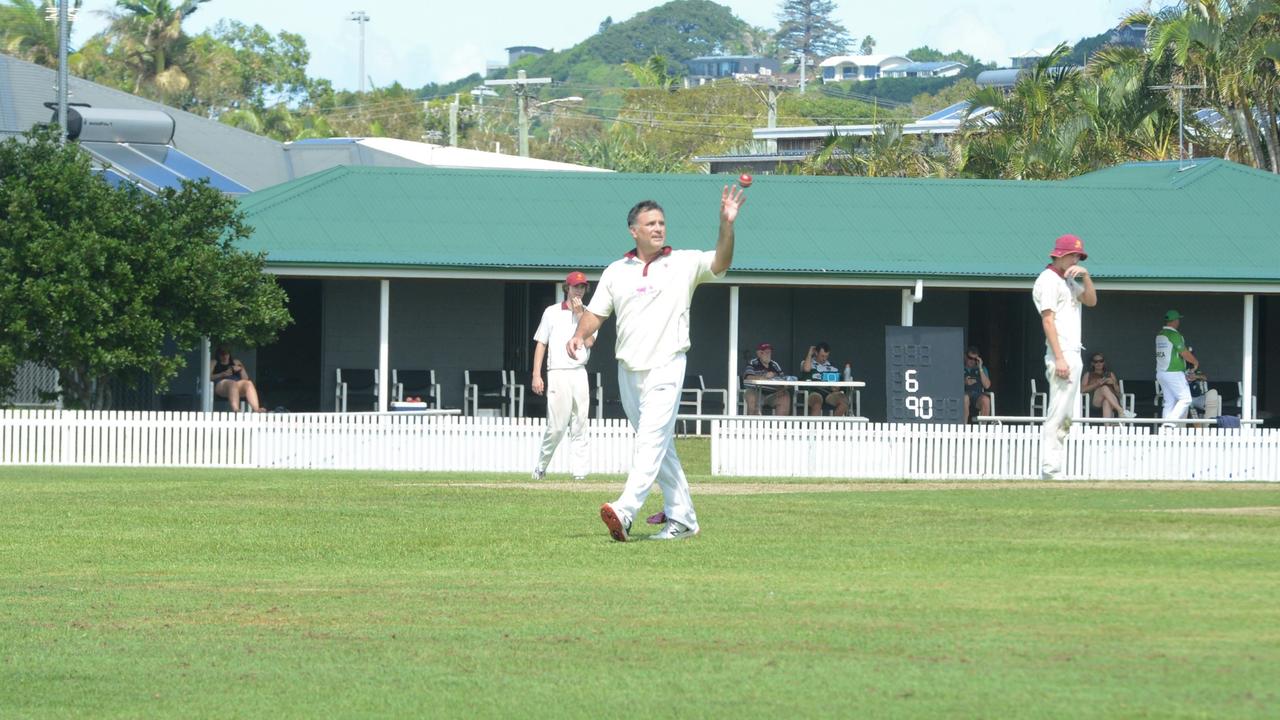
{"left": 485, "top": 69, "right": 551, "bottom": 157}
{"left": 470, "top": 85, "right": 497, "bottom": 131}
{"left": 48, "top": 0, "right": 75, "bottom": 141}
{"left": 349, "top": 10, "right": 370, "bottom": 93}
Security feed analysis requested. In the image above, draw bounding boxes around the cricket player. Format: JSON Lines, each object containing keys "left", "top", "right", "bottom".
{"left": 530, "top": 271, "right": 596, "bottom": 480}
{"left": 568, "top": 185, "right": 746, "bottom": 541}
{"left": 1033, "top": 234, "right": 1096, "bottom": 480}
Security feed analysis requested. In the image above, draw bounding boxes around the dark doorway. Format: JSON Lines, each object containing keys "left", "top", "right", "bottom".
{"left": 505, "top": 281, "right": 557, "bottom": 417}
{"left": 257, "top": 279, "right": 323, "bottom": 411}
{"left": 968, "top": 290, "right": 1039, "bottom": 416}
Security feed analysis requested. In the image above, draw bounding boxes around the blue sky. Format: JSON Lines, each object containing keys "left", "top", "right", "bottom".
{"left": 69, "top": 0, "right": 1146, "bottom": 92}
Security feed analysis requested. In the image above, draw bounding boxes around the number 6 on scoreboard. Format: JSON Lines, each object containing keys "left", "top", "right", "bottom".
{"left": 904, "top": 369, "right": 919, "bottom": 393}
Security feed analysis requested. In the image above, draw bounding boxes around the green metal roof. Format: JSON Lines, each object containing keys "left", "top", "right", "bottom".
{"left": 237, "top": 159, "right": 1280, "bottom": 285}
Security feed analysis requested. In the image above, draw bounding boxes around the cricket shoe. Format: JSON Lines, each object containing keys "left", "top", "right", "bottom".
{"left": 599, "top": 503, "right": 631, "bottom": 542}
{"left": 651, "top": 520, "right": 698, "bottom": 541}
{"left": 531, "top": 467, "right": 545, "bottom": 481}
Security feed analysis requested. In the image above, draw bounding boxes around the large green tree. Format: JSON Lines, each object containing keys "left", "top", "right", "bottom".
{"left": 0, "top": 126, "right": 290, "bottom": 408}
{"left": 775, "top": 0, "right": 852, "bottom": 65}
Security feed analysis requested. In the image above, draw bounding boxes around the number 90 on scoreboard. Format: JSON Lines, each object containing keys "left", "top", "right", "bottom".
{"left": 885, "top": 326, "right": 964, "bottom": 424}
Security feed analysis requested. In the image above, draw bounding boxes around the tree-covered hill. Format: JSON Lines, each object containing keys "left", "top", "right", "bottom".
{"left": 497, "top": 0, "right": 753, "bottom": 81}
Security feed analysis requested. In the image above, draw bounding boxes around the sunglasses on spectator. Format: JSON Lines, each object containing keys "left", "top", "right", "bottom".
{"left": 1092, "top": 359, "right": 1105, "bottom": 364}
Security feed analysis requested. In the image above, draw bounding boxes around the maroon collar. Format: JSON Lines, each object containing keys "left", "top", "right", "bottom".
{"left": 1045, "top": 262, "right": 1066, "bottom": 278}
{"left": 625, "top": 245, "right": 673, "bottom": 276}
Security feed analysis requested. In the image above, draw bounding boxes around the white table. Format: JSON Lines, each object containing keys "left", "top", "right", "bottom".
{"left": 747, "top": 379, "right": 866, "bottom": 416}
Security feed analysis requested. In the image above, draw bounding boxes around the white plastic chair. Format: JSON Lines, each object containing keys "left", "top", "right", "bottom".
{"left": 1029, "top": 379, "right": 1047, "bottom": 416}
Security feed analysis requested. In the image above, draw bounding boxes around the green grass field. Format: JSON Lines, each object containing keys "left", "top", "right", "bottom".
{"left": 3, "top": 441, "right": 1279, "bottom": 718}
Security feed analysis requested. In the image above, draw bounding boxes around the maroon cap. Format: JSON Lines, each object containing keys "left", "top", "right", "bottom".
{"left": 757, "top": 342, "right": 772, "bottom": 351}
{"left": 565, "top": 271, "right": 588, "bottom": 286}
{"left": 1049, "top": 234, "right": 1087, "bottom": 260}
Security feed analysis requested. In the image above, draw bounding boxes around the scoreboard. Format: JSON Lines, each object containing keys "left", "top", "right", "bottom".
{"left": 885, "top": 326, "right": 963, "bottom": 424}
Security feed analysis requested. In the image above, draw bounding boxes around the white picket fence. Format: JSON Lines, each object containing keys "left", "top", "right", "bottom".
{"left": 710, "top": 419, "right": 1280, "bottom": 481}
{"left": 3, "top": 411, "right": 1277, "bottom": 481}
{"left": 0, "top": 410, "right": 635, "bottom": 473}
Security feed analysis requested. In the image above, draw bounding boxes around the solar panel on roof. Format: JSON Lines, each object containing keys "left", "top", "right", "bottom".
{"left": 99, "top": 167, "right": 155, "bottom": 195}
{"left": 917, "top": 101, "right": 971, "bottom": 123}
{"left": 83, "top": 141, "right": 185, "bottom": 191}
{"left": 130, "top": 144, "right": 251, "bottom": 194}
{"left": 80, "top": 141, "right": 251, "bottom": 195}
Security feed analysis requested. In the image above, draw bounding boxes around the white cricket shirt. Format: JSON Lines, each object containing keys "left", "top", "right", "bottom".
{"left": 587, "top": 247, "right": 724, "bottom": 371}
{"left": 1032, "top": 265, "right": 1084, "bottom": 359}
{"left": 533, "top": 301, "right": 592, "bottom": 370}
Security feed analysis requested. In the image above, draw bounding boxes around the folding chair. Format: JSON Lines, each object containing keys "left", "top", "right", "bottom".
{"left": 587, "top": 371, "right": 604, "bottom": 420}
{"left": 1029, "top": 378, "right": 1047, "bottom": 416}
{"left": 678, "top": 376, "right": 703, "bottom": 434}
{"left": 504, "top": 370, "right": 526, "bottom": 417}
{"left": 392, "top": 369, "right": 441, "bottom": 409}
{"left": 335, "top": 368, "right": 378, "bottom": 412}
{"left": 464, "top": 370, "right": 509, "bottom": 417}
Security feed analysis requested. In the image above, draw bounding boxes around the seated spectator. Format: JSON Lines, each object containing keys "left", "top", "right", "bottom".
{"left": 743, "top": 342, "right": 791, "bottom": 415}
{"left": 211, "top": 346, "right": 267, "bottom": 412}
{"left": 1081, "top": 352, "right": 1134, "bottom": 418}
{"left": 962, "top": 346, "right": 992, "bottom": 423}
{"left": 1185, "top": 348, "right": 1212, "bottom": 415}
{"left": 800, "top": 342, "right": 848, "bottom": 416}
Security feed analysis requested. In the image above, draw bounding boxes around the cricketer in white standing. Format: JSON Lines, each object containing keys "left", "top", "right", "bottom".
{"left": 567, "top": 184, "right": 746, "bottom": 541}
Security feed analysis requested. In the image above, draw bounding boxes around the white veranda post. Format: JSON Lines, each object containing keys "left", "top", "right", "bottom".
{"left": 378, "top": 280, "right": 390, "bottom": 412}
{"left": 727, "top": 285, "right": 740, "bottom": 416}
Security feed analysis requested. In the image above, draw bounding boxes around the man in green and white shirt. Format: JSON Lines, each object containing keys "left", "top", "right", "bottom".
{"left": 1155, "top": 310, "right": 1200, "bottom": 420}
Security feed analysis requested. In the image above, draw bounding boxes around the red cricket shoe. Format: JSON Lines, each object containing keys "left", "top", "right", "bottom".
{"left": 599, "top": 503, "right": 630, "bottom": 542}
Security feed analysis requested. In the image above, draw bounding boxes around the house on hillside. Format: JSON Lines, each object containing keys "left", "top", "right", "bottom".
{"left": 686, "top": 56, "right": 779, "bottom": 82}
{"left": 505, "top": 46, "right": 548, "bottom": 65}
{"left": 1109, "top": 24, "right": 1148, "bottom": 49}
{"left": 1010, "top": 47, "right": 1063, "bottom": 68}
{"left": 820, "top": 54, "right": 911, "bottom": 82}
{"left": 881, "top": 61, "right": 966, "bottom": 79}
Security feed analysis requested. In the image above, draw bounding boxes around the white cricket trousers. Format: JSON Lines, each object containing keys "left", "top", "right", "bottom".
{"left": 612, "top": 353, "right": 698, "bottom": 531}
{"left": 535, "top": 367, "right": 590, "bottom": 477}
{"left": 1157, "top": 371, "right": 1191, "bottom": 420}
{"left": 1041, "top": 353, "right": 1082, "bottom": 479}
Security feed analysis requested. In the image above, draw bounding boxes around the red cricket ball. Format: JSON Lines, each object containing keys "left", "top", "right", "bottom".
{"left": 738, "top": 173, "right": 753, "bottom": 188}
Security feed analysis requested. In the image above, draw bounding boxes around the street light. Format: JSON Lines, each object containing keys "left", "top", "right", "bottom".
{"left": 348, "top": 10, "right": 370, "bottom": 93}
{"left": 470, "top": 85, "right": 498, "bottom": 131}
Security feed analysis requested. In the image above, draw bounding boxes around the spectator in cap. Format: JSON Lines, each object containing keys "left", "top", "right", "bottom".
{"left": 1155, "top": 310, "right": 1199, "bottom": 421}
{"left": 530, "top": 271, "right": 596, "bottom": 481}
{"left": 742, "top": 342, "right": 792, "bottom": 415}
{"left": 1032, "top": 233, "right": 1097, "bottom": 479}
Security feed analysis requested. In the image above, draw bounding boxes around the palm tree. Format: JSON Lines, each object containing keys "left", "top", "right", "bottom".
{"left": 804, "top": 124, "right": 952, "bottom": 177}
{"left": 0, "top": 0, "right": 82, "bottom": 68}
{"left": 961, "top": 44, "right": 1093, "bottom": 179}
{"left": 1147, "top": 0, "right": 1280, "bottom": 172}
{"left": 106, "top": 0, "right": 210, "bottom": 96}
{"left": 1084, "top": 45, "right": 1180, "bottom": 163}
{"left": 623, "top": 54, "right": 680, "bottom": 91}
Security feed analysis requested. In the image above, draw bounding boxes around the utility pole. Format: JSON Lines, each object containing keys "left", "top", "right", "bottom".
{"left": 1150, "top": 83, "right": 1206, "bottom": 169}
{"left": 56, "top": 0, "right": 70, "bottom": 141}
{"left": 799, "top": 54, "right": 807, "bottom": 94}
{"left": 449, "top": 93, "right": 459, "bottom": 147}
{"left": 349, "top": 10, "right": 370, "bottom": 94}
{"left": 485, "top": 69, "right": 551, "bottom": 157}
